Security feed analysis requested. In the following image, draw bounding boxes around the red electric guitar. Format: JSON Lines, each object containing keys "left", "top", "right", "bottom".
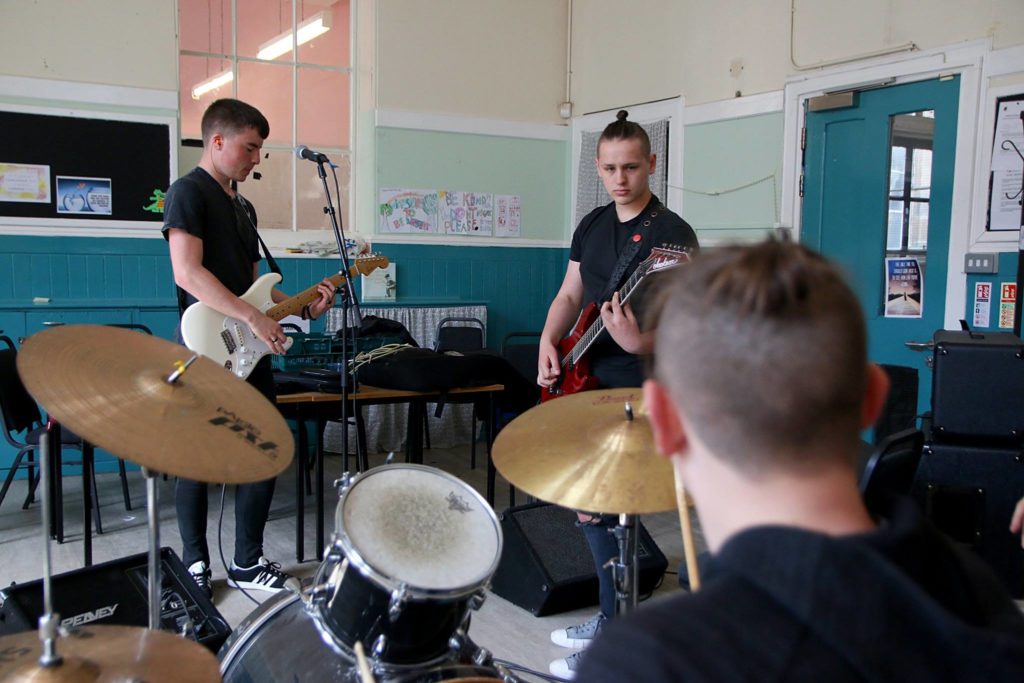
{"left": 540, "top": 246, "right": 691, "bottom": 402}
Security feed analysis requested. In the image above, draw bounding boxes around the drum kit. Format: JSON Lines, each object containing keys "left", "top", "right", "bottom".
{"left": 1, "top": 325, "right": 697, "bottom": 683}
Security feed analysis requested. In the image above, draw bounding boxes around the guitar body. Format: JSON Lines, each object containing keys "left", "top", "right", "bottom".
{"left": 180, "top": 272, "right": 293, "bottom": 379}
{"left": 179, "top": 255, "right": 389, "bottom": 380}
{"left": 540, "top": 302, "right": 601, "bottom": 402}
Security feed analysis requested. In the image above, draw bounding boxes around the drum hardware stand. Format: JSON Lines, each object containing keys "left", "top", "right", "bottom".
{"left": 609, "top": 513, "right": 640, "bottom": 615}
{"left": 34, "top": 430, "right": 63, "bottom": 668}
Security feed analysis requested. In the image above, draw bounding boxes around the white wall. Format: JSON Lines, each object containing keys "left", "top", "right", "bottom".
{"left": 0, "top": 0, "right": 177, "bottom": 91}
{"left": 571, "top": 0, "right": 1024, "bottom": 112}
{"left": 375, "top": 0, "right": 568, "bottom": 123}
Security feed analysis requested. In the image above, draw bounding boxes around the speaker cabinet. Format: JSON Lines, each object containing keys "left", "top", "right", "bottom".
{"left": 0, "top": 547, "right": 230, "bottom": 652}
{"left": 490, "top": 502, "right": 668, "bottom": 616}
{"left": 913, "top": 442, "right": 1024, "bottom": 597}
{"left": 931, "top": 331, "right": 1024, "bottom": 441}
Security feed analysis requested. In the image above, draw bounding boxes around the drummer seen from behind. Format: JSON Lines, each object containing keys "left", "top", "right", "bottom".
{"left": 163, "top": 98, "right": 335, "bottom": 599}
{"left": 576, "top": 239, "right": 1024, "bottom": 681}
{"left": 537, "top": 110, "right": 698, "bottom": 679}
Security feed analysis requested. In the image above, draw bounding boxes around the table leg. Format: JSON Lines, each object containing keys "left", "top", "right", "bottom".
{"left": 356, "top": 405, "right": 369, "bottom": 472}
{"left": 82, "top": 442, "right": 93, "bottom": 567}
{"left": 408, "top": 400, "right": 424, "bottom": 465}
{"left": 486, "top": 393, "right": 496, "bottom": 507}
{"left": 316, "top": 416, "right": 325, "bottom": 562}
{"left": 295, "top": 417, "right": 307, "bottom": 563}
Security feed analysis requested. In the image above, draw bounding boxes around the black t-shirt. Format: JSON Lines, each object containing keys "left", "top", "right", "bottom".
{"left": 568, "top": 195, "right": 698, "bottom": 386}
{"left": 161, "top": 167, "right": 261, "bottom": 315}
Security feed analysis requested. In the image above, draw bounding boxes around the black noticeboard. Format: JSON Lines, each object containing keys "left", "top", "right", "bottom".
{"left": 0, "top": 109, "right": 171, "bottom": 224}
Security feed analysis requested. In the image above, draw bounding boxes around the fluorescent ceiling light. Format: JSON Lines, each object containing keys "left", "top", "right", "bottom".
{"left": 191, "top": 69, "right": 233, "bottom": 100}
{"left": 257, "top": 10, "right": 332, "bottom": 61}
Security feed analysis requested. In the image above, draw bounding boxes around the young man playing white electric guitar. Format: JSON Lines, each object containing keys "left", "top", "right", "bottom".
{"left": 163, "top": 98, "right": 336, "bottom": 598}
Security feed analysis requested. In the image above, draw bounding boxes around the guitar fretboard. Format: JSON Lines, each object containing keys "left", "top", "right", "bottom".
{"left": 563, "top": 261, "right": 651, "bottom": 368}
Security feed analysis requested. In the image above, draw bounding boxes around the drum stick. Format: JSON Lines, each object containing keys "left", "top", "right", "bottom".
{"left": 674, "top": 465, "right": 701, "bottom": 591}
{"left": 354, "top": 641, "right": 376, "bottom": 683}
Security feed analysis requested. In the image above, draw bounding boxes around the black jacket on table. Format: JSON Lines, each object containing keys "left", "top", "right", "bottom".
{"left": 577, "top": 497, "right": 1024, "bottom": 682}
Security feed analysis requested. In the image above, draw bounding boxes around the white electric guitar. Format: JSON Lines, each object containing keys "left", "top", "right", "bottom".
{"left": 180, "top": 255, "right": 388, "bottom": 379}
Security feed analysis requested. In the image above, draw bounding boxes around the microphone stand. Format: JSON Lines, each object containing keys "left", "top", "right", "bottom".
{"left": 311, "top": 155, "right": 364, "bottom": 512}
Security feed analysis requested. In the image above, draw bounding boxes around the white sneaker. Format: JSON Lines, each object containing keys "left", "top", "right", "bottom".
{"left": 227, "top": 556, "right": 292, "bottom": 593}
{"left": 549, "top": 650, "right": 586, "bottom": 679}
{"left": 550, "top": 613, "right": 605, "bottom": 649}
{"left": 187, "top": 560, "right": 212, "bottom": 600}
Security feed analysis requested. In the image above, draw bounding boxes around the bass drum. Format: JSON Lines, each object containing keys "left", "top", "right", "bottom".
{"left": 218, "top": 591, "right": 509, "bottom": 683}
{"left": 219, "top": 590, "right": 356, "bottom": 683}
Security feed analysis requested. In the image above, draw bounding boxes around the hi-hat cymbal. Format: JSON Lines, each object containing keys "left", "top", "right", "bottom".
{"left": 16, "top": 325, "right": 293, "bottom": 484}
{"left": 0, "top": 624, "right": 220, "bottom": 682}
{"left": 492, "top": 388, "right": 677, "bottom": 514}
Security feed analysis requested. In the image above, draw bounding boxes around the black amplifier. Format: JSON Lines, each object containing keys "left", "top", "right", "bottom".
{"left": 931, "top": 330, "right": 1024, "bottom": 442}
{"left": 0, "top": 547, "right": 231, "bottom": 653}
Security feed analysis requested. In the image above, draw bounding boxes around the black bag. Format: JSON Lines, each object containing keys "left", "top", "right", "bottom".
{"left": 336, "top": 315, "right": 418, "bottom": 348}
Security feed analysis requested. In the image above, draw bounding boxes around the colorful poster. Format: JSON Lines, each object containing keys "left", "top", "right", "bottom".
{"left": 999, "top": 282, "right": 1017, "bottom": 329}
{"left": 973, "top": 282, "right": 992, "bottom": 328}
{"left": 884, "top": 257, "right": 923, "bottom": 318}
{"left": 494, "top": 194, "right": 522, "bottom": 237}
{"left": 0, "top": 163, "right": 50, "bottom": 203}
{"left": 56, "top": 176, "right": 112, "bottom": 215}
{"left": 439, "top": 191, "right": 493, "bottom": 235}
{"left": 378, "top": 189, "right": 439, "bottom": 233}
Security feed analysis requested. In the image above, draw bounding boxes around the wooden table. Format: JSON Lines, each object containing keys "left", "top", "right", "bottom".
{"left": 276, "top": 383, "right": 504, "bottom": 562}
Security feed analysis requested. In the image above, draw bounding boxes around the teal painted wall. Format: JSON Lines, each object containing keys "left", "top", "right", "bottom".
{"left": 375, "top": 127, "right": 571, "bottom": 241}
{"left": 964, "top": 252, "right": 1020, "bottom": 332}
{"left": 683, "top": 112, "right": 783, "bottom": 243}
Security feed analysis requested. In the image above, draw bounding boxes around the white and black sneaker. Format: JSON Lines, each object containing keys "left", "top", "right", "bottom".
{"left": 187, "top": 560, "right": 213, "bottom": 600}
{"left": 551, "top": 613, "right": 605, "bottom": 649}
{"left": 227, "top": 556, "right": 292, "bottom": 593}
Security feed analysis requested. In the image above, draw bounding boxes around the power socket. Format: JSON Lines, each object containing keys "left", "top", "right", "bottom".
{"left": 964, "top": 252, "right": 998, "bottom": 274}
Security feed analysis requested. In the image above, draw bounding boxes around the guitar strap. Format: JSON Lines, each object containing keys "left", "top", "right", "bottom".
{"left": 597, "top": 204, "right": 663, "bottom": 303}
{"left": 235, "top": 194, "right": 283, "bottom": 278}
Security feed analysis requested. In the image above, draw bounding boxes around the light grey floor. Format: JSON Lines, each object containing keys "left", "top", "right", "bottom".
{"left": 0, "top": 443, "right": 704, "bottom": 681}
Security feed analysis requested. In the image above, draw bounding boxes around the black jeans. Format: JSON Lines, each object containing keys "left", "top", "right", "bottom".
{"left": 177, "top": 359, "right": 277, "bottom": 568}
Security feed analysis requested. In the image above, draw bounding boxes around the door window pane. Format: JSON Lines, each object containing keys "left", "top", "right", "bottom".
{"left": 911, "top": 148, "right": 932, "bottom": 199}
{"left": 908, "top": 202, "right": 929, "bottom": 250}
{"left": 887, "top": 201, "right": 905, "bottom": 251}
{"left": 888, "top": 146, "right": 906, "bottom": 194}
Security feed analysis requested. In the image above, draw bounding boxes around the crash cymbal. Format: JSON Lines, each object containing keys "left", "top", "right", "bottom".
{"left": 16, "top": 325, "right": 293, "bottom": 484}
{"left": 0, "top": 624, "right": 220, "bottom": 682}
{"left": 492, "top": 388, "right": 678, "bottom": 514}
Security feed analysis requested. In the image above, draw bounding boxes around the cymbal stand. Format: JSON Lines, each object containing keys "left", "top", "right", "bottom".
{"left": 144, "top": 467, "right": 162, "bottom": 630}
{"left": 610, "top": 513, "right": 640, "bottom": 615}
{"left": 35, "top": 429, "right": 62, "bottom": 667}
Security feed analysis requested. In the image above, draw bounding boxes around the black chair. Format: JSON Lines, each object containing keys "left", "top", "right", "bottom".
{"left": 858, "top": 428, "right": 925, "bottom": 515}
{"left": 433, "top": 317, "right": 486, "bottom": 468}
{"left": 499, "top": 332, "right": 542, "bottom": 505}
{"left": 0, "top": 335, "right": 103, "bottom": 557}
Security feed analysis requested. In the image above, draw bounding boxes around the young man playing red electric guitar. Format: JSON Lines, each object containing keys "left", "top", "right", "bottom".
{"left": 163, "top": 98, "right": 336, "bottom": 599}
{"left": 537, "top": 110, "right": 698, "bottom": 679}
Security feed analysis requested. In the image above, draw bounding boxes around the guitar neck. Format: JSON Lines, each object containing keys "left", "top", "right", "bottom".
{"left": 266, "top": 271, "right": 347, "bottom": 321}
{"left": 564, "top": 266, "right": 647, "bottom": 367}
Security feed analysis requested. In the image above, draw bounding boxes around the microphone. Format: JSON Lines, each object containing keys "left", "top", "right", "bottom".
{"left": 295, "top": 145, "right": 330, "bottom": 163}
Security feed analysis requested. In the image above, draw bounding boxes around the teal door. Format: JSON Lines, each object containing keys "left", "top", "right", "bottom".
{"left": 802, "top": 76, "right": 960, "bottom": 420}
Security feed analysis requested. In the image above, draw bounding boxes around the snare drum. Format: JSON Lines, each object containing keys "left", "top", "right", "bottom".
{"left": 315, "top": 464, "right": 503, "bottom": 666}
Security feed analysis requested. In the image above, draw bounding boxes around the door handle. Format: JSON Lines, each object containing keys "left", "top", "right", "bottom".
{"left": 904, "top": 340, "right": 934, "bottom": 351}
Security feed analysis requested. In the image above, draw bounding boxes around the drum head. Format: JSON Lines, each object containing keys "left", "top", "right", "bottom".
{"left": 336, "top": 465, "right": 501, "bottom": 593}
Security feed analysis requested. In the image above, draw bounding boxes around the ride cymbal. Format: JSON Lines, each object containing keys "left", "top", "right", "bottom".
{"left": 0, "top": 625, "right": 221, "bottom": 682}
{"left": 492, "top": 388, "right": 677, "bottom": 514}
{"left": 16, "top": 325, "right": 293, "bottom": 484}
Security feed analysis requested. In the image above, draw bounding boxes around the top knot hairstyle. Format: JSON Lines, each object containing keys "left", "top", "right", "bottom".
{"left": 201, "top": 98, "right": 270, "bottom": 145}
{"left": 597, "top": 109, "right": 651, "bottom": 157}
{"left": 649, "top": 239, "right": 869, "bottom": 472}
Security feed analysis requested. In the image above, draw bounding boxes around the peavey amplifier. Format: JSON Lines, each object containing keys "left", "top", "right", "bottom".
{"left": 0, "top": 547, "right": 230, "bottom": 652}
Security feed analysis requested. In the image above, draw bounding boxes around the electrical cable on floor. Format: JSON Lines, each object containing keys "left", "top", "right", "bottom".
{"left": 217, "top": 484, "right": 260, "bottom": 606}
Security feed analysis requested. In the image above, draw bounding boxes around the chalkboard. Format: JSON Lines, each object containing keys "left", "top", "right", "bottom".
{"left": 0, "top": 110, "right": 171, "bottom": 224}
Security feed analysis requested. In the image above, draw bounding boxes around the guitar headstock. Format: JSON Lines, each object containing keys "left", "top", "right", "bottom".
{"left": 351, "top": 254, "right": 390, "bottom": 276}
{"left": 642, "top": 245, "right": 691, "bottom": 274}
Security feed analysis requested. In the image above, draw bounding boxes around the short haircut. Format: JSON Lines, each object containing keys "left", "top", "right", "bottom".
{"left": 597, "top": 110, "right": 651, "bottom": 157}
{"left": 649, "top": 239, "right": 867, "bottom": 472}
{"left": 200, "top": 98, "right": 270, "bottom": 145}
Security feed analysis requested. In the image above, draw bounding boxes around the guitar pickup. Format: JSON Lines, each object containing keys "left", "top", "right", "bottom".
{"left": 220, "top": 329, "right": 237, "bottom": 354}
